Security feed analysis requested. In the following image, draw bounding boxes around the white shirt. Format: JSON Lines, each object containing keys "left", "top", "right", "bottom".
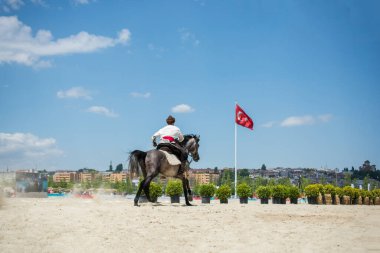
{"left": 152, "top": 125, "right": 184, "bottom": 143}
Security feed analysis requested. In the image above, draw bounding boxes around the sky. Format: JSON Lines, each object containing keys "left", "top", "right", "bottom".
{"left": 0, "top": 0, "right": 379, "bottom": 172}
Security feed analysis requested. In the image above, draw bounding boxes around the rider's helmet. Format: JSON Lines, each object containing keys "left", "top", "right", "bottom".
{"left": 166, "top": 115, "right": 175, "bottom": 125}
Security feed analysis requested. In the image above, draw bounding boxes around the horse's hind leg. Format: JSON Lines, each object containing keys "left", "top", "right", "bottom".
{"left": 134, "top": 178, "right": 146, "bottom": 206}
{"left": 142, "top": 174, "right": 157, "bottom": 202}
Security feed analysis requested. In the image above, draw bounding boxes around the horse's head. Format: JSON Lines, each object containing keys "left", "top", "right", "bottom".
{"left": 184, "top": 134, "right": 200, "bottom": 162}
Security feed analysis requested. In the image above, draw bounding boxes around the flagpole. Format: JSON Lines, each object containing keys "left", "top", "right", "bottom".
{"left": 234, "top": 102, "right": 237, "bottom": 198}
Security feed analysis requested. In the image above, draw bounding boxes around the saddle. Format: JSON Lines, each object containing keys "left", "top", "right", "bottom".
{"left": 156, "top": 143, "right": 182, "bottom": 161}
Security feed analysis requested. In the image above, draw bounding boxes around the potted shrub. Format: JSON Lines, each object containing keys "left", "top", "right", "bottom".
{"left": 373, "top": 189, "right": 380, "bottom": 205}
{"left": 315, "top": 184, "right": 324, "bottom": 204}
{"left": 323, "top": 184, "right": 336, "bottom": 205}
{"left": 149, "top": 182, "right": 163, "bottom": 203}
{"left": 361, "top": 190, "right": 369, "bottom": 205}
{"left": 215, "top": 184, "right": 232, "bottom": 204}
{"left": 237, "top": 183, "right": 252, "bottom": 204}
{"left": 352, "top": 188, "right": 360, "bottom": 205}
{"left": 256, "top": 186, "right": 271, "bottom": 204}
{"left": 335, "top": 187, "right": 343, "bottom": 205}
{"left": 199, "top": 183, "right": 216, "bottom": 204}
{"left": 342, "top": 186, "right": 354, "bottom": 205}
{"left": 165, "top": 179, "right": 183, "bottom": 204}
{"left": 368, "top": 191, "right": 375, "bottom": 205}
{"left": 358, "top": 189, "right": 365, "bottom": 205}
{"left": 271, "top": 185, "right": 288, "bottom": 204}
{"left": 304, "top": 184, "right": 319, "bottom": 204}
{"left": 288, "top": 186, "right": 300, "bottom": 204}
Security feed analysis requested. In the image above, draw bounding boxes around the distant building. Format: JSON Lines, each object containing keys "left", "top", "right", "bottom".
{"left": 101, "top": 172, "right": 129, "bottom": 183}
{"left": 191, "top": 169, "right": 220, "bottom": 185}
{"left": 78, "top": 172, "right": 94, "bottom": 183}
{"left": 53, "top": 172, "right": 78, "bottom": 183}
{"left": 359, "top": 160, "right": 376, "bottom": 172}
{"left": 110, "top": 172, "right": 128, "bottom": 183}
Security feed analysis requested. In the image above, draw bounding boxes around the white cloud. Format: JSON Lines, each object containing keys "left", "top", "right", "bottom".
{"left": 318, "top": 114, "right": 333, "bottom": 123}
{"left": 0, "top": 16, "right": 131, "bottom": 67}
{"left": 86, "top": 106, "right": 118, "bottom": 118}
{"left": 1, "top": 0, "right": 24, "bottom": 12}
{"left": 30, "top": 0, "right": 46, "bottom": 6}
{"left": 57, "top": 87, "right": 92, "bottom": 100}
{"left": 179, "top": 28, "right": 200, "bottom": 47}
{"left": 147, "top": 43, "right": 166, "bottom": 58}
{"left": 281, "top": 115, "right": 315, "bottom": 127}
{"left": 130, "top": 92, "right": 151, "bottom": 98}
{"left": 0, "top": 132, "right": 63, "bottom": 159}
{"left": 261, "top": 121, "right": 276, "bottom": 128}
{"left": 280, "top": 114, "right": 333, "bottom": 127}
{"left": 171, "top": 104, "right": 195, "bottom": 113}
{"left": 73, "top": 0, "right": 93, "bottom": 5}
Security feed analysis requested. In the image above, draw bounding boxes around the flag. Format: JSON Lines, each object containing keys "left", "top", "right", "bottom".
{"left": 235, "top": 104, "right": 254, "bottom": 130}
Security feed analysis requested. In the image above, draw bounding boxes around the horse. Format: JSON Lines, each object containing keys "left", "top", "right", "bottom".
{"left": 128, "top": 134, "right": 200, "bottom": 206}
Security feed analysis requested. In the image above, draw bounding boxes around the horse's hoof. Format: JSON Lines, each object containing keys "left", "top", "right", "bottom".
{"left": 186, "top": 202, "right": 192, "bottom": 206}
{"left": 134, "top": 202, "right": 139, "bottom": 207}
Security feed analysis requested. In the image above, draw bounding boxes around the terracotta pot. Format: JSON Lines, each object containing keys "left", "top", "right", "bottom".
{"left": 334, "top": 195, "right": 340, "bottom": 205}
{"left": 323, "top": 194, "right": 332, "bottom": 205}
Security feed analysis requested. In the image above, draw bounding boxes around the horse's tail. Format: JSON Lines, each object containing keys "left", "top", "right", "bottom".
{"left": 128, "top": 150, "right": 147, "bottom": 178}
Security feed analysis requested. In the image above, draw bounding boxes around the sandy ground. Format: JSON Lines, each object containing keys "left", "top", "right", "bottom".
{"left": 1, "top": 196, "right": 380, "bottom": 253}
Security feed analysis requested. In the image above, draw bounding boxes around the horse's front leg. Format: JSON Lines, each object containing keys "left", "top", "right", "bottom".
{"left": 181, "top": 177, "right": 192, "bottom": 206}
{"left": 185, "top": 178, "right": 193, "bottom": 201}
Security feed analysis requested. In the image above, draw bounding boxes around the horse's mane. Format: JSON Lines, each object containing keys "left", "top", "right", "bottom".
{"left": 183, "top": 134, "right": 200, "bottom": 144}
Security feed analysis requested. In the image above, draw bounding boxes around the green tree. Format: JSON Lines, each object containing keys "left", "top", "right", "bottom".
{"left": 48, "top": 176, "right": 57, "bottom": 188}
{"left": 363, "top": 175, "right": 370, "bottom": 190}
{"left": 115, "top": 163, "right": 123, "bottom": 173}
{"left": 238, "top": 169, "right": 250, "bottom": 178}
{"left": 83, "top": 179, "right": 92, "bottom": 190}
{"left": 125, "top": 178, "right": 134, "bottom": 194}
{"left": 277, "top": 177, "right": 291, "bottom": 186}
{"left": 252, "top": 176, "right": 268, "bottom": 192}
{"left": 261, "top": 164, "right": 267, "bottom": 170}
{"left": 92, "top": 177, "right": 103, "bottom": 189}
{"left": 219, "top": 169, "right": 234, "bottom": 186}
{"left": 343, "top": 172, "right": 352, "bottom": 186}
{"left": 268, "top": 178, "right": 276, "bottom": 187}
{"left": 300, "top": 177, "right": 311, "bottom": 193}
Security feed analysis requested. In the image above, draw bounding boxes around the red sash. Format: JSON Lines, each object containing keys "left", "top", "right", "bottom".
{"left": 162, "top": 136, "right": 175, "bottom": 142}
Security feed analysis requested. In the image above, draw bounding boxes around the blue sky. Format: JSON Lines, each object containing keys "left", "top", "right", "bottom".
{"left": 0, "top": 0, "right": 379, "bottom": 171}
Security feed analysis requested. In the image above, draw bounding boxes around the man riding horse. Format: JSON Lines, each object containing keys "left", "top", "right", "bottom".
{"left": 129, "top": 115, "right": 200, "bottom": 206}
{"left": 152, "top": 115, "right": 188, "bottom": 175}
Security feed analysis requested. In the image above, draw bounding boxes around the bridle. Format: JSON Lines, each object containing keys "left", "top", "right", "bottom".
{"left": 185, "top": 136, "right": 199, "bottom": 165}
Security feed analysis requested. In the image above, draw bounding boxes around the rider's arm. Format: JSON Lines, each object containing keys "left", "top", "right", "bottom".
{"left": 152, "top": 129, "right": 162, "bottom": 146}
{"left": 152, "top": 129, "right": 162, "bottom": 140}
{"left": 177, "top": 131, "right": 184, "bottom": 143}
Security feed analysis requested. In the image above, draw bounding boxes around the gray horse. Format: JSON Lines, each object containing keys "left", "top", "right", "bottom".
{"left": 128, "top": 134, "right": 200, "bottom": 206}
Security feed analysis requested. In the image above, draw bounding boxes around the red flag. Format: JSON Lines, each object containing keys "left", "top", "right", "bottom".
{"left": 235, "top": 104, "right": 254, "bottom": 130}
